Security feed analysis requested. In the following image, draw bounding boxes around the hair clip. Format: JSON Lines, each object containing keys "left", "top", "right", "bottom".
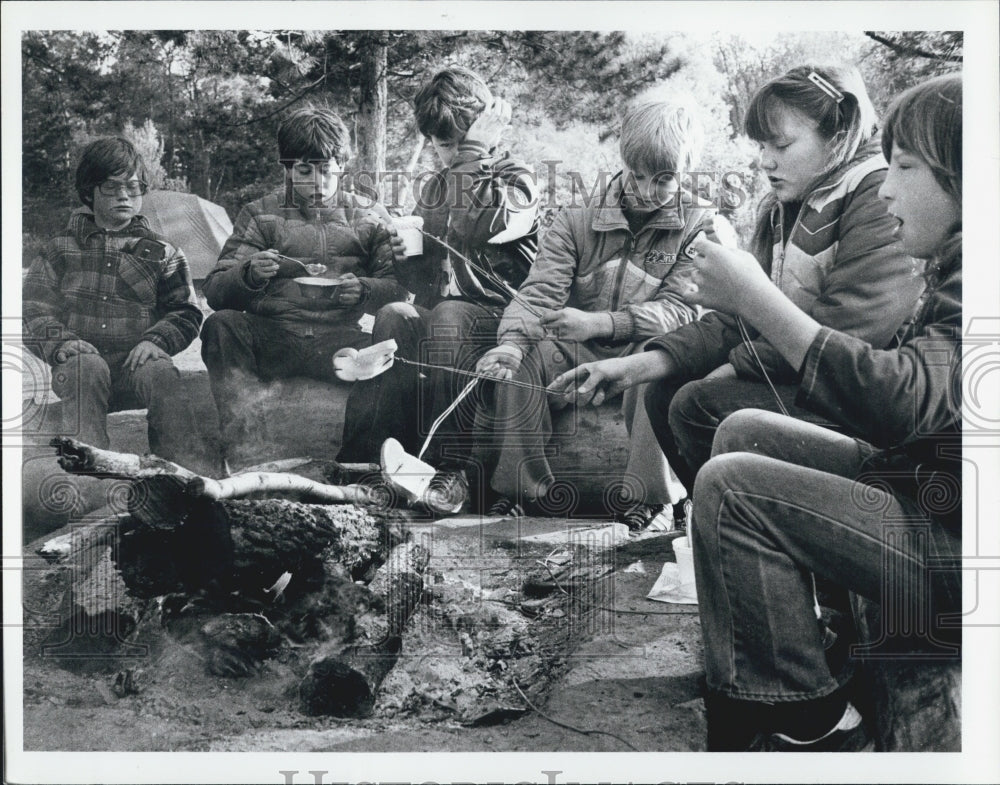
{"left": 807, "top": 72, "right": 845, "bottom": 104}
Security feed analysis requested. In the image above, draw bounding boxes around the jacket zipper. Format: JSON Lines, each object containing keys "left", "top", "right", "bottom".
{"left": 772, "top": 200, "right": 806, "bottom": 289}
{"left": 307, "top": 210, "right": 326, "bottom": 338}
{"left": 610, "top": 231, "right": 634, "bottom": 311}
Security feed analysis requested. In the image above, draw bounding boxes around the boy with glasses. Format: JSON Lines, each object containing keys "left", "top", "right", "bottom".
{"left": 23, "top": 137, "right": 213, "bottom": 473}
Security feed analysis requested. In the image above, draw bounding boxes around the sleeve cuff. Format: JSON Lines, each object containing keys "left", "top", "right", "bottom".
{"left": 240, "top": 259, "right": 269, "bottom": 291}
{"left": 609, "top": 310, "right": 635, "bottom": 341}
{"left": 795, "top": 327, "right": 836, "bottom": 408}
{"left": 142, "top": 332, "right": 175, "bottom": 355}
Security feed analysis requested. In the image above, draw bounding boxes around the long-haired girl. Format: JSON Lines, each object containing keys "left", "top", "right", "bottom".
{"left": 679, "top": 73, "right": 962, "bottom": 751}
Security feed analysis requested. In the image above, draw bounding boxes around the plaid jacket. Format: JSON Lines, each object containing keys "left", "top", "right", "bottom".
{"left": 23, "top": 210, "right": 202, "bottom": 364}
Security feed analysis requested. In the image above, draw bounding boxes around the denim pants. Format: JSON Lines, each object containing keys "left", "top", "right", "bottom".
{"left": 51, "top": 350, "right": 216, "bottom": 475}
{"left": 480, "top": 337, "right": 631, "bottom": 502}
{"left": 645, "top": 375, "right": 833, "bottom": 497}
{"left": 418, "top": 300, "right": 504, "bottom": 468}
{"left": 692, "top": 409, "right": 962, "bottom": 702}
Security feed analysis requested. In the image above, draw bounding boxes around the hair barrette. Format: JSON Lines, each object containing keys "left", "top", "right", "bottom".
{"left": 807, "top": 71, "right": 845, "bottom": 104}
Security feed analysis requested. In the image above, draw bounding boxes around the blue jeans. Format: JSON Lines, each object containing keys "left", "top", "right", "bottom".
{"left": 693, "top": 409, "right": 961, "bottom": 702}
{"left": 645, "top": 376, "right": 832, "bottom": 497}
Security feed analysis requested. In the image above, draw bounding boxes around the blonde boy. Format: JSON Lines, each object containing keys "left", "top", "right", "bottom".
{"left": 475, "top": 96, "right": 728, "bottom": 520}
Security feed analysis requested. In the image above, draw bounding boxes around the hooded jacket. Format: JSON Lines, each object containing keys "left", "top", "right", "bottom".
{"left": 204, "top": 189, "right": 405, "bottom": 336}
{"left": 647, "top": 140, "right": 925, "bottom": 383}
{"left": 393, "top": 140, "right": 539, "bottom": 310}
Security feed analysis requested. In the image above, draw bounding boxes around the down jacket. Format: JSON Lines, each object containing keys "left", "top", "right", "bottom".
{"left": 204, "top": 189, "right": 406, "bottom": 335}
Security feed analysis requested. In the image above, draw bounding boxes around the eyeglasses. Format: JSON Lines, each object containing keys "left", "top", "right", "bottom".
{"left": 97, "top": 180, "right": 148, "bottom": 197}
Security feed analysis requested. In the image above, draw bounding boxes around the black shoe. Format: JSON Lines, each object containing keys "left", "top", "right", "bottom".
{"left": 703, "top": 688, "right": 773, "bottom": 752}
{"left": 763, "top": 703, "right": 873, "bottom": 752}
{"left": 422, "top": 470, "right": 469, "bottom": 515}
{"left": 619, "top": 503, "right": 665, "bottom": 532}
{"left": 487, "top": 496, "right": 524, "bottom": 518}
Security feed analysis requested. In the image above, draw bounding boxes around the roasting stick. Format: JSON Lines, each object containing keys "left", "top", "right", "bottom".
{"left": 394, "top": 356, "right": 548, "bottom": 392}
{"left": 415, "top": 378, "right": 480, "bottom": 461}
{"left": 418, "top": 230, "right": 546, "bottom": 319}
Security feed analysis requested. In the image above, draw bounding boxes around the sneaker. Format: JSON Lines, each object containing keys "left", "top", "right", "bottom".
{"left": 763, "top": 702, "right": 873, "bottom": 752}
{"left": 487, "top": 496, "right": 524, "bottom": 518}
{"left": 620, "top": 503, "right": 665, "bottom": 532}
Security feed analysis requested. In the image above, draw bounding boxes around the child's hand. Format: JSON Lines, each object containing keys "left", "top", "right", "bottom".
{"left": 54, "top": 340, "right": 99, "bottom": 364}
{"left": 703, "top": 362, "right": 737, "bottom": 381}
{"left": 333, "top": 273, "right": 365, "bottom": 306}
{"left": 464, "top": 98, "right": 513, "bottom": 150}
{"left": 547, "top": 355, "right": 642, "bottom": 407}
{"left": 125, "top": 340, "right": 169, "bottom": 372}
{"left": 247, "top": 250, "right": 281, "bottom": 285}
{"left": 540, "top": 308, "right": 611, "bottom": 341}
{"left": 387, "top": 227, "right": 408, "bottom": 265}
{"left": 476, "top": 344, "right": 523, "bottom": 380}
{"left": 683, "top": 236, "right": 770, "bottom": 315}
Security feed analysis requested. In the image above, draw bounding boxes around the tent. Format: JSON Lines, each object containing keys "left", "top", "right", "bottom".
{"left": 140, "top": 190, "right": 233, "bottom": 279}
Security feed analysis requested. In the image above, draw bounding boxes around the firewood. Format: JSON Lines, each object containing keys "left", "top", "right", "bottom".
{"left": 50, "top": 438, "right": 375, "bottom": 530}
{"left": 188, "top": 472, "right": 372, "bottom": 505}
{"left": 51, "top": 437, "right": 200, "bottom": 481}
{"left": 299, "top": 541, "right": 429, "bottom": 716}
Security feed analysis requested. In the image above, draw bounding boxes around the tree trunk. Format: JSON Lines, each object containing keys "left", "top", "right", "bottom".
{"left": 355, "top": 31, "right": 389, "bottom": 201}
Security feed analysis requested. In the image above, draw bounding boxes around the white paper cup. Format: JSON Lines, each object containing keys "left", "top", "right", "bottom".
{"left": 673, "top": 535, "right": 696, "bottom": 590}
{"left": 394, "top": 215, "right": 424, "bottom": 256}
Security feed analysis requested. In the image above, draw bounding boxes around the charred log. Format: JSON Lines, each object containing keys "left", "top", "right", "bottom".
{"left": 299, "top": 542, "right": 429, "bottom": 716}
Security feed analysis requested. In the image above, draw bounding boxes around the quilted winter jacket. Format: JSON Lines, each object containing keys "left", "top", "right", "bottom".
{"left": 647, "top": 145, "right": 925, "bottom": 383}
{"left": 498, "top": 173, "right": 725, "bottom": 349}
{"left": 204, "top": 189, "right": 405, "bottom": 334}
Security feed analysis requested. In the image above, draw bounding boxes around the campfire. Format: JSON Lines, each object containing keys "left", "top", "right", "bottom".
{"left": 31, "top": 438, "right": 616, "bottom": 724}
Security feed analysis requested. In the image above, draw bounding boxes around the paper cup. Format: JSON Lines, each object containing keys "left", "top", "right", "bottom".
{"left": 673, "top": 535, "right": 696, "bottom": 593}
{"left": 394, "top": 215, "right": 424, "bottom": 256}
